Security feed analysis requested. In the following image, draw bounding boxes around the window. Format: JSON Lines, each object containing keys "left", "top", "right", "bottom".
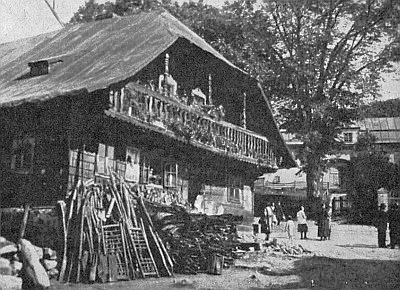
{"left": 343, "top": 133, "right": 353, "bottom": 143}
{"left": 10, "top": 136, "right": 35, "bottom": 174}
{"left": 139, "top": 156, "right": 151, "bottom": 184}
{"left": 125, "top": 147, "right": 140, "bottom": 182}
{"left": 273, "top": 176, "right": 280, "bottom": 184}
{"left": 96, "top": 144, "right": 115, "bottom": 175}
{"left": 228, "top": 176, "right": 242, "bottom": 203}
{"left": 164, "top": 163, "right": 178, "bottom": 188}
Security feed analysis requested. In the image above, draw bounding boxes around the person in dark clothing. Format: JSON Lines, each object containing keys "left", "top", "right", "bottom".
{"left": 374, "top": 203, "right": 388, "bottom": 248}
{"left": 317, "top": 203, "right": 330, "bottom": 241}
{"left": 388, "top": 203, "right": 400, "bottom": 249}
{"left": 275, "top": 201, "right": 285, "bottom": 225}
{"left": 259, "top": 206, "right": 271, "bottom": 241}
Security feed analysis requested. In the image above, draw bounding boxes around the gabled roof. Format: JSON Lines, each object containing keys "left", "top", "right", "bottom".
{"left": 0, "top": 9, "right": 296, "bottom": 168}
{"left": 357, "top": 117, "right": 400, "bottom": 143}
{"left": 0, "top": 10, "right": 244, "bottom": 107}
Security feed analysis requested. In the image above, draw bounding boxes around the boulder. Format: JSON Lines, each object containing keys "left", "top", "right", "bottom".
{"left": 19, "top": 239, "right": 50, "bottom": 289}
{"left": 42, "top": 260, "right": 57, "bottom": 271}
{"left": 0, "top": 274, "right": 22, "bottom": 290}
{"left": 0, "top": 257, "right": 12, "bottom": 276}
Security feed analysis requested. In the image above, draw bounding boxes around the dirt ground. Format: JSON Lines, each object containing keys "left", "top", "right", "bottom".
{"left": 52, "top": 220, "right": 400, "bottom": 289}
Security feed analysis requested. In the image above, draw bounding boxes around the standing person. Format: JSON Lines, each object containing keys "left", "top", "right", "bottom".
{"left": 373, "top": 203, "right": 388, "bottom": 248}
{"left": 265, "top": 202, "right": 274, "bottom": 231}
{"left": 317, "top": 203, "right": 330, "bottom": 241}
{"left": 259, "top": 206, "right": 271, "bottom": 241}
{"left": 296, "top": 206, "right": 308, "bottom": 239}
{"left": 388, "top": 203, "right": 400, "bottom": 249}
{"left": 285, "top": 215, "right": 295, "bottom": 245}
{"left": 271, "top": 202, "right": 278, "bottom": 226}
{"left": 275, "top": 201, "right": 285, "bottom": 225}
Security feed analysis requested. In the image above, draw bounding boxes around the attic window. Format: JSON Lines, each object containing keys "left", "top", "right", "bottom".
{"left": 28, "top": 56, "right": 64, "bottom": 77}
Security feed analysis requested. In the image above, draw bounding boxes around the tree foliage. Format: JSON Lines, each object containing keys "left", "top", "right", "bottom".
{"left": 70, "top": 0, "right": 400, "bottom": 197}
{"left": 351, "top": 131, "right": 400, "bottom": 222}
{"left": 359, "top": 98, "right": 400, "bottom": 118}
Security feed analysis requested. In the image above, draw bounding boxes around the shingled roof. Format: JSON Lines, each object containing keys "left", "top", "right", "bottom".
{"left": 0, "top": 10, "right": 244, "bottom": 107}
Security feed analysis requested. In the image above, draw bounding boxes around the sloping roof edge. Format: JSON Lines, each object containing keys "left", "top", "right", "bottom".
{"left": 257, "top": 82, "right": 297, "bottom": 168}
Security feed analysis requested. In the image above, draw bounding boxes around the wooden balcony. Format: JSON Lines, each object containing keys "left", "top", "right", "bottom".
{"left": 105, "top": 82, "right": 277, "bottom": 168}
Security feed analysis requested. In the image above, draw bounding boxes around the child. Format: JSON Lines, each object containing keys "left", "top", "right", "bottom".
{"left": 285, "top": 215, "right": 295, "bottom": 244}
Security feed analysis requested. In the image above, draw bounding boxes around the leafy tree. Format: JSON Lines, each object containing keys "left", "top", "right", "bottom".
{"left": 351, "top": 132, "right": 400, "bottom": 223}
{"left": 257, "top": 0, "right": 400, "bottom": 198}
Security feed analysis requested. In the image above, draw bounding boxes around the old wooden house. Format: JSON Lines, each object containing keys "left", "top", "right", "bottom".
{"left": 0, "top": 10, "right": 294, "bottom": 217}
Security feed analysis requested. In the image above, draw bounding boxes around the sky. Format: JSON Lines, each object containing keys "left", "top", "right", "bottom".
{"left": 0, "top": 0, "right": 398, "bottom": 99}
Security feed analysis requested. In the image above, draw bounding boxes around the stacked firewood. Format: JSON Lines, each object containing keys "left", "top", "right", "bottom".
{"left": 144, "top": 201, "right": 243, "bottom": 274}
{"left": 58, "top": 172, "right": 173, "bottom": 284}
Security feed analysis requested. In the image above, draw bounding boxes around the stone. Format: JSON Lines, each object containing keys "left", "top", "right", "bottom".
{"left": 0, "top": 240, "right": 18, "bottom": 256}
{"left": 33, "top": 246, "right": 43, "bottom": 260}
{"left": 47, "top": 268, "right": 59, "bottom": 279}
{"left": 43, "top": 248, "right": 57, "bottom": 260}
{"left": 0, "top": 257, "right": 12, "bottom": 276}
{"left": 0, "top": 274, "right": 22, "bottom": 290}
{"left": 11, "top": 261, "right": 23, "bottom": 275}
{"left": 19, "top": 239, "right": 50, "bottom": 289}
{"left": 42, "top": 259, "right": 57, "bottom": 271}
{"left": 0, "top": 237, "right": 6, "bottom": 243}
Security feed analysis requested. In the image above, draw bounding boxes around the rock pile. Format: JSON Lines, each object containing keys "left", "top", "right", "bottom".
{"left": 0, "top": 236, "right": 58, "bottom": 289}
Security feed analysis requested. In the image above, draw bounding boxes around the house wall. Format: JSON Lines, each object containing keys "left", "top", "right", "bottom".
{"left": 0, "top": 102, "right": 70, "bottom": 207}
{"left": 0, "top": 91, "right": 258, "bottom": 219}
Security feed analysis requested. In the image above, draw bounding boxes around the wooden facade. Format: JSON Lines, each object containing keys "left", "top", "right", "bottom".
{"left": 0, "top": 11, "right": 294, "bottom": 217}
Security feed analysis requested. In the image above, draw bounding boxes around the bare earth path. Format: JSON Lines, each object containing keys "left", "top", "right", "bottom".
{"left": 53, "top": 221, "right": 400, "bottom": 290}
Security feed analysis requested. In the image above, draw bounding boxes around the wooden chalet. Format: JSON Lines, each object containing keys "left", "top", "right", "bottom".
{"left": 0, "top": 10, "right": 295, "bottom": 216}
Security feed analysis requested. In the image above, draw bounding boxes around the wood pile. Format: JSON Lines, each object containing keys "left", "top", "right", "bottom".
{"left": 143, "top": 201, "right": 243, "bottom": 274}
{"left": 58, "top": 172, "right": 173, "bottom": 283}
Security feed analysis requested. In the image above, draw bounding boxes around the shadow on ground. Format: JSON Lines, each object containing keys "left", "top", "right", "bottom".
{"left": 256, "top": 256, "right": 400, "bottom": 289}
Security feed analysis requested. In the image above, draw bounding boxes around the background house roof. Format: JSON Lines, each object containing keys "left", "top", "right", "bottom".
{"left": 357, "top": 117, "right": 400, "bottom": 144}
{"left": 0, "top": 10, "right": 245, "bottom": 108}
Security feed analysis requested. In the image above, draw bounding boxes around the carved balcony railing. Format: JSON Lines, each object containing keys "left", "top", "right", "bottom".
{"left": 106, "top": 82, "right": 277, "bottom": 168}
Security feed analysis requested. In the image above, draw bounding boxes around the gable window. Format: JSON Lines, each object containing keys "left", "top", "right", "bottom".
{"left": 228, "top": 176, "right": 242, "bottom": 203}
{"left": 10, "top": 136, "right": 35, "bottom": 174}
{"left": 164, "top": 163, "right": 178, "bottom": 188}
{"left": 343, "top": 133, "right": 353, "bottom": 143}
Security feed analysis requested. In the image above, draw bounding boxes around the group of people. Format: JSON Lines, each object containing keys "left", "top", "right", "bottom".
{"left": 374, "top": 202, "right": 400, "bottom": 249}
{"left": 259, "top": 202, "right": 332, "bottom": 242}
{"left": 258, "top": 201, "right": 285, "bottom": 241}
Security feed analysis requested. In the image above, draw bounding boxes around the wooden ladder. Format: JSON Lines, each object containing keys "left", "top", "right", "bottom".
{"left": 102, "top": 223, "right": 130, "bottom": 281}
{"left": 129, "top": 223, "right": 159, "bottom": 278}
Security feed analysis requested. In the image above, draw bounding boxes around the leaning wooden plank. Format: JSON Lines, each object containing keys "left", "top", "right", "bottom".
{"left": 139, "top": 217, "right": 159, "bottom": 277}
{"left": 19, "top": 203, "right": 30, "bottom": 240}
{"left": 66, "top": 183, "right": 82, "bottom": 282}
{"left": 76, "top": 190, "right": 89, "bottom": 282}
{"left": 154, "top": 230, "right": 174, "bottom": 272}
{"left": 57, "top": 200, "right": 67, "bottom": 282}
{"left": 147, "top": 222, "right": 172, "bottom": 276}
{"left": 137, "top": 196, "right": 174, "bottom": 271}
